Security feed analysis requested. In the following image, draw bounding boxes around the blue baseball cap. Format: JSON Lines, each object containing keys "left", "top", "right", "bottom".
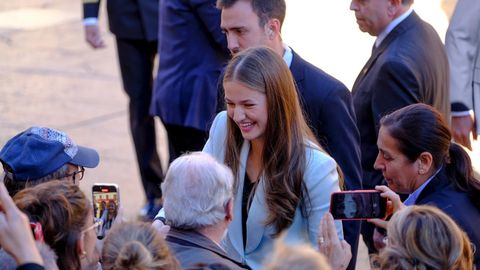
{"left": 0, "top": 127, "right": 100, "bottom": 181}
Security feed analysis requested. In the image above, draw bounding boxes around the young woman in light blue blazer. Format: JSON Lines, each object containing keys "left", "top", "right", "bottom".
{"left": 203, "top": 46, "right": 343, "bottom": 270}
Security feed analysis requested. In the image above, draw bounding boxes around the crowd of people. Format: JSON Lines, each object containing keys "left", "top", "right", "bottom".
{"left": 1, "top": 0, "right": 480, "bottom": 269}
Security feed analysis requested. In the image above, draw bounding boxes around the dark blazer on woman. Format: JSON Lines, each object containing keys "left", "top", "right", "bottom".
{"left": 415, "top": 168, "right": 480, "bottom": 267}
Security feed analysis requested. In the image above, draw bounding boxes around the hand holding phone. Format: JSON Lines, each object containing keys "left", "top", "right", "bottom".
{"left": 92, "top": 183, "right": 119, "bottom": 239}
{"left": 330, "top": 190, "right": 387, "bottom": 220}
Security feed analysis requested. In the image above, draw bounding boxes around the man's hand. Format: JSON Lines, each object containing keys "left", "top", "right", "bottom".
{"left": 84, "top": 24, "right": 105, "bottom": 49}
{"left": 452, "top": 114, "right": 477, "bottom": 151}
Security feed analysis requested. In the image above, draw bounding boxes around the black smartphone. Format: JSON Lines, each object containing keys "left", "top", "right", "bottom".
{"left": 330, "top": 190, "right": 387, "bottom": 220}
{"left": 92, "top": 183, "right": 119, "bottom": 239}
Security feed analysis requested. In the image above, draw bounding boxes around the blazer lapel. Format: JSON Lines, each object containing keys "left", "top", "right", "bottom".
{"left": 289, "top": 51, "right": 308, "bottom": 107}
{"left": 245, "top": 176, "right": 270, "bottom": 253}
{"left": 227, "top": 140, "right": 251, "bottom": 257}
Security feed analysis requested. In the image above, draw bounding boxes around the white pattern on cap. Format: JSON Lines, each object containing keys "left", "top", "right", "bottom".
{"left": 30, "top": 127, "right": 78, "bottom": 158}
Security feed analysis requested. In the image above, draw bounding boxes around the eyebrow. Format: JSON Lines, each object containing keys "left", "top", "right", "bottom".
{"left": 225, "top": 98, "right": 255, "bottom": 103}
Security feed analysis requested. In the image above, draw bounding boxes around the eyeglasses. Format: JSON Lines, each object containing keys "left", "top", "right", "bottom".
{"left": 82, "top": 218, "right": 103, "bottom": 234}
{"left": 64, "top": 166, "right": 85, "bottom": 184}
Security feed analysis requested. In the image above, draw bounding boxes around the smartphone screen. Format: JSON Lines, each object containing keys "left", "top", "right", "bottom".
{"left": 92, "top": 183, "right": 119, "bottom": 239}
{"left": 330, "top": 191, "right": 387, "bottom": 220}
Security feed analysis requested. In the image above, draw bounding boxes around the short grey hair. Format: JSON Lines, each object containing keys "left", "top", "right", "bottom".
{"left": 3, "top": 164, "right": 70, "bottom": 197}
{"left": 162, "top": 152, "right": 234, "bottom": 229}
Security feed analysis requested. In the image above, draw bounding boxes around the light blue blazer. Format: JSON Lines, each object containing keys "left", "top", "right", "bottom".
{"left": 203, "top": 112, "right": 343, "bottom": 270}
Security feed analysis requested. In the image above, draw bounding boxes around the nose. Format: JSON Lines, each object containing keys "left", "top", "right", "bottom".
{"left": 373, "top": 153, "right": 384, "bottom": 171}
{"left": 226, "top": 34, "right": 240, "bottom": 55}
{"left": 232, "top": 106, "right": 245, "bottom": 123}
{"left": 350, "top": 0, "right": 358, "bottom": 11}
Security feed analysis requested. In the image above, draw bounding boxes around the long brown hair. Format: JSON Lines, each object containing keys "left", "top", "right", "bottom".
{"left": 14, "top": 180, "right": 90, "bottom": 270}
{"left": 223, "top": 46, "right": 320, "bottom": 234}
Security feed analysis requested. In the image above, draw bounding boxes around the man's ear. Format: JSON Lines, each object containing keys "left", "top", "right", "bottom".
{"left": 387, "top": 0, "right": 403, "bottom": 16}
{"left": 265, "top": 18, "right": 281, "bottom": 39}
{"left": 225, "top": 198, "right": 234, "bottom": 222}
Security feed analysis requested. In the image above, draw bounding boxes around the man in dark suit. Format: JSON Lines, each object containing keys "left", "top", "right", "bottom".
{"left": 83, "top": 0, "right": 163, "bottom": 219}
{"left": 215, "top": 1, "right": 362, "bottom": 268}
{"left": 349, "top": 0, "right": 449, "bottom": 253}
{"left": 150, "top": 0, "right": 230, "bottom": 163}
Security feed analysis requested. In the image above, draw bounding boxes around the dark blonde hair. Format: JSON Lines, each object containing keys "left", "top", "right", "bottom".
{"left": 375, "top": 205, "right": 474, "bottom": 269}
{"left": 13, "top": 180, "right": 89, "bottom": 270}
{"left": 223, "top": 46, "right": 320, "bottom": 234}
{"left": 264, "top": 235, "right": 331, "bottom": 270}
{"left": 102, "top": 221, "right": 181, "bottom": 270}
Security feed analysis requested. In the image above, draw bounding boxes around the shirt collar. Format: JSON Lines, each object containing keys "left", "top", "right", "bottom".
{"left": 375, "top": 8, "right": 413, "bottom": 48}
{"left": 282, "top": 43, "right": 293, "bottom": 68}
{"left": 404, "top": 166, "right": 442, "bottom": 206}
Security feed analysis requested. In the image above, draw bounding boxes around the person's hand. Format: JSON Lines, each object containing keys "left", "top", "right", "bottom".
{"left": 152, "top": 219, "right": 170, "bottom": 238}
{"left": 452, "top": 115, "right": 477, "bottom": 151}
{"left": 368, "top": 185, "right": 405, "bottom": 229}
{"left": 0, "top": 182, "right": 43, "bottom": 266}
{"left": 318, "top": 213, "right": 351, "bottom": 270}
{"left": 84, "top": 24, "right": 105, "bottom": 49}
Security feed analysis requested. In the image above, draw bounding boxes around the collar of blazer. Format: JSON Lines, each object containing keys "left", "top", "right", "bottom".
{"left": 352, "top": 11, "right": 420, "bottom": 91}
{"left": 289, "top": 50, "right": 306, "bottom": 84}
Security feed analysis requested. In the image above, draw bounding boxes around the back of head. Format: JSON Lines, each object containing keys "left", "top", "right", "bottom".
{"left": 264, "top": 238, "right": 331, "bottom": 270}
{"left": 0, "top": 126, "right": 99, "bottom": 196}
{"left": 162, "top": 152, "right": 234, "bottom": 229}
{"left": 216, "top": 0, "right": 286, "bottom": 28}
{"left": 102, "top": 221, "right": 180, "bottom": 270}
{"left": 376, "top": 205, "right": 474, "bottom": 269}
{"left": 13, "top": 180, "right": 89, "bottom": 270}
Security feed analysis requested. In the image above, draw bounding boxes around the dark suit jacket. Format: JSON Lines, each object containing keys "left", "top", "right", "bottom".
{"left": 83, "top": 0, "right": 158, "bottom": 41}
{"left": 150, "top": 0, "right": 229, "bottom": 131}
{"left": 166, "top": 228, "right": 249, "bottom": 270}
{"left": 352, "top": 12, "right": 449, "bottom": 187}
{"left": 290, "top": 51, "right": 362, "bottom": 191}
{"left": 415, "top": 168, "right": 480, "bottom": 267}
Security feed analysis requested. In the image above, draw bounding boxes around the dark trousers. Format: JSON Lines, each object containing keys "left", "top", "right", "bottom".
{"left": 165, "top": 124, "right": 208, "bottom": 163}
{"left": 116, "top": 38, "right": 163, "bottom": 200}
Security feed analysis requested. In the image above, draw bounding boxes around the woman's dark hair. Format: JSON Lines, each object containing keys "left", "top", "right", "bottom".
{"left": 380, "top": 103, "right": 480, "bottom": 204}
{"left": 13, "top": 180, "right": 90, "bottom": 270}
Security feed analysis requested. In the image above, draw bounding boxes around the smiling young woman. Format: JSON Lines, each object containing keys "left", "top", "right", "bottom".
{"left": 203, "top": 46, "right": 343, "bottom": 270}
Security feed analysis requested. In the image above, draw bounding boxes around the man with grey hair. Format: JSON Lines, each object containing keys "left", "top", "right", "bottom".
{"left": 161, "top": 152, "right": 248, "bottom": 269}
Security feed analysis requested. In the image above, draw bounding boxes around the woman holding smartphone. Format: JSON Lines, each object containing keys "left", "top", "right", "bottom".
{"left": 203, "top": 46, "right": 342, "bottom": 270}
